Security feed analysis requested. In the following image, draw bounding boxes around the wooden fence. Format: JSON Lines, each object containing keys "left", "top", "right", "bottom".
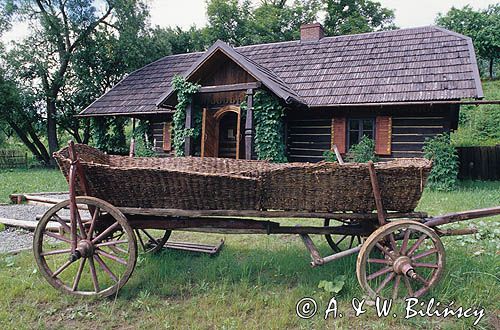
{"left": 457, "top": 146, "right": 500, "bottom": 181}
{"left": 0, "top": 149, "right": 28, "bottom": 169}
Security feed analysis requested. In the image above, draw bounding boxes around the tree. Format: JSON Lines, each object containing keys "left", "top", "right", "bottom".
{"left": 436, "top": 4, "right": 500, "bottom": 78}
{"left": 324, "top": 0, "right": 396, "bottom": 36}
{"left": 205, "top": 0, "right": 254, "bottom": 46}
{"left": 5, "top": 0, "right": 118, "bottom": 163}
{"left": 205, "top": 0, "right": 321, "bottom": 46}
{"left": 251, "top": 0, "right": 321, "bottom": 43}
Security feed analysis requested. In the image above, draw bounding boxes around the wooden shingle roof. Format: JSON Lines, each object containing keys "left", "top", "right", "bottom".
{"left": 79, "top": 26, "right": 483, "bottom": 116}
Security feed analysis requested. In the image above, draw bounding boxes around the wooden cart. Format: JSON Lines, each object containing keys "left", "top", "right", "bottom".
{"left": 33, "top": 142, "right": 500, "bottom": 299}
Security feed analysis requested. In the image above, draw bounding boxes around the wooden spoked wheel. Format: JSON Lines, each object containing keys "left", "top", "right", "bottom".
{"left": 324, "top": 218, "right": 363, "bottom": 252}
{"left": 33, "top": 197, "right": 137, "bottom": 297}
{"left": 135, "top": 229, "right": 171, "bottom": 253}
{"left": 357, "top": 220, "right": 445, "bottom": 300}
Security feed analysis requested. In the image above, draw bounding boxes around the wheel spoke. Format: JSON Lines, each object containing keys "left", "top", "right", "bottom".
{"left": 95, "top": 240, "right": 129, "bottom": 248}
{"left": 375, "top": 242, "right": 396, "bottom": 260}
{"left": 96, "top": 249, "right": 127, "bottom": 265}
{"left": 388, "top": 233, "right": 398, "bottom": 254}
{"left": 400, "top": 229, "right": 411, "bottom": 255}
{"left": 348, "top": 235, "right": 355, "bottom": 249}
{"left": 135, "top": 229, "right": 146, "bottom": 250}
{"left": 94, "top": 254, "right": 118, "bottom": 282}
{"left": 336, "top": 235, "right": 348, "bottom": 246}
{"left": 413, "top": 272, "right": 429, "bottom": 286}
{"left": 88, "top": 257, "right": 100, "bottom": 293}
{"left": 52, "top": 259, "right": 74, "bottom": 278}
{"left": 406, "top": 234, "right": 427, "bottom": 256}
{"left": 368, "top": 258, "right": 392, "bottom": 265}
{"left": 41, "top": 248, "right": 72, "bottom": 257}
{"left": 92, "top": 222, "right": 120, "bottom": 244}
{"left": 51, "top": 214, "right": 72, "bottom": 235}
{"left": 375, "top": 272, "right": 395, "bottom": 294}
{"left": 357, "top": 236, "right": 362, "bottom": 245}
{"left": 74, "top": 208, "right": 87, "bottom": 240}
{"left": 392, "top": 275, "right": 401, "bottom": 300}
{"left": 44, "top": 231, "right": 72, "bottom": 244}
{"left": 367, "top": 266, "right": 392, "bottom": 281}
{"left": 72, "top": 258, "right": 86, "bottom": 291}
{"left": 141, "top": 229, "right": 159, "bottom": 246}
{"left": 87, "top": 207, "right": 100, "bottom": 240}
{"left": 411, "top": 248, "right": 438, "bottom": 261}
{"left": 413, "top": 262, "right": 439, "bottom": 269}
{"left": 403, "top": 275, "right": 414, "bottom": 296}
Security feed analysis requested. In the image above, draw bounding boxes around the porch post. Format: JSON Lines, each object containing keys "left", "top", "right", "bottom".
{"left": 245, "top": 89, "right": 254, "bottom": 160}
{"left": 184, "top": 100, "right": 193, "bottom": 156}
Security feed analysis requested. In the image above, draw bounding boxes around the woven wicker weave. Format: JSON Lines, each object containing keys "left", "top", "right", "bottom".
{"left": 54, "top": 144, "right": 431, "bottom": 212}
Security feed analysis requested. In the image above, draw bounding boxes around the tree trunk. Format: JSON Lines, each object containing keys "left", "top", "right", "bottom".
{"left": 489, "top": 58, "right": 494, "bottom": 79}
{"left": 46, "top": 99, "right": 59, "bottom": 165}
{"left": 8, "top": 121, "right": 50, "bottom": 166}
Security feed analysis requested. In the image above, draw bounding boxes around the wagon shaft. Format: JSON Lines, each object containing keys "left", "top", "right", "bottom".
{"left": 424, "top": 206, "right": 500, "bottom": 228}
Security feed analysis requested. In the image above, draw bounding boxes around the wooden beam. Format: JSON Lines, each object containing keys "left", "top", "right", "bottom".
{"left": 0, "top": 217, "right": 60, "bottom": 232}
{"left": 199, "top": 82, "right": 261, "bottom": 94}
{"left": 184, "top": 101, "right": 194, "bottom": 156}
{"left": 119, "top": 206, "right": 426, "bottom": 220}
{"left": 245, "top": 89, "right": 254, "bottom": 160}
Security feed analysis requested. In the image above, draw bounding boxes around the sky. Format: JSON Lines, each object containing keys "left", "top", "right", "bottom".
{"left": 2, "top": 0, "right": 499, "bottom": 44}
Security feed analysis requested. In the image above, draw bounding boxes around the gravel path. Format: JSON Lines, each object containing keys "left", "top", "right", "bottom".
{"left": 0, "top": 228, "right": 34, "bottom": 254}
{"left": 0, "top": 193, "right": 67, "bottom": 254}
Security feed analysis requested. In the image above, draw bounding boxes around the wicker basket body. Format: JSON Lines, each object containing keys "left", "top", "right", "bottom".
{"left": 54, "top": 144, "right": 431, "bottom": 212}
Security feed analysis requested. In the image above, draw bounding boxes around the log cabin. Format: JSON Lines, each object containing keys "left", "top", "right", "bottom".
{"left": 78, "top": 24, "right": 484, "bottom": 162}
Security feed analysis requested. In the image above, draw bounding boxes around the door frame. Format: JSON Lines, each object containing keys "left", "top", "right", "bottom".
{"left": 201, "top": 105, "right": 241, "bottom": 159}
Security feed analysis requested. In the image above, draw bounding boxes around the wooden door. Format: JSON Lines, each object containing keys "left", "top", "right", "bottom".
{"left": 201, "top": 108, "right": 218, "bottom": 157}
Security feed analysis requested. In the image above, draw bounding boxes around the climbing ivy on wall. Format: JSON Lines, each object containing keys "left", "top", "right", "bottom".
{"left": 133, "top": 119, "right": 156, "bottom": 157}
{"left": 91, "top": 117, "right": 128, "bottom": 155}
{"left": 251, "top": 90, "right": 287, "bottom": 163}
{"left": 171, "top": 75, "right": 201, "bottom": 156}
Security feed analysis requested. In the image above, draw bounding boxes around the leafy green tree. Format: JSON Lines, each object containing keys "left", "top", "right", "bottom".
{"left": 436, "top": 4, "right": 500, "bottom": 78}
{"left": 205, "top": 0, "right": 254, "bottom": 46}
{"left": 205, "top": 0, "right": 321, "bottom": 46}
{"left": 251, "top": 0, "right": 321, "bottom": 43}
{"left": 324, "top": 0, "right": 396, "bottom": 36}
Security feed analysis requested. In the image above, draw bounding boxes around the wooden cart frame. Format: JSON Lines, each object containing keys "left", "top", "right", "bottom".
{"left": 33, "top": 142, "right": 500, "bottom": 299}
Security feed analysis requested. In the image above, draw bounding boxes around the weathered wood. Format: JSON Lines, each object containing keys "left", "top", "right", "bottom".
{"left": 119, "top": 206, "right": 426, "bottom": 220}
{"left": 332, "top": 145, "right": 344, "bottom": 164}
{"left": 424, "top": 206, "right": 500, "bottom": 228}
{"left": 367, "top": 161, "right": 387, "bottom": 226}
{"left": 457, "top": 146, "right": 500, "bottom": 181}
{"left": 199, "top": 82, "right": 261, "bottom": 93}
{"left": 0, "top": 217, "right": 60, "bottom": 232}
{"left": 300, "top": 233, "right": 323, "bottom": 266}
{"left": 245, "top": 89, "right": 254, "bottom": 160}
{"left": 375, "top": 116, "right": 392, "bottom": 155}
{"left": 184, "top": 101, "right": 194, "bottom": 156}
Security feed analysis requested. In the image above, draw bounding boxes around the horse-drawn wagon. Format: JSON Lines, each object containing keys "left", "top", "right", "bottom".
{"left": 33, "top": 142, "right": 500, "bottom": 299}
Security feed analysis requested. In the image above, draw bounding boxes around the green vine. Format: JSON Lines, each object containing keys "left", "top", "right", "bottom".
{"left": 133, "top": 120, "right": 156, "bottom": 157}
{"left": 251, "top": 90, "right": 287, "bottom": 163}
{"left": 171, "top": 75, "right": 201, "bottom": 156}
{"left": 423, "top": 133, "right": 458, "bottom": 191}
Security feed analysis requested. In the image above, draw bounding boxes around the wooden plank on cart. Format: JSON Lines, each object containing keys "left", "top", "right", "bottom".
{"left": 120, "top": 207, "right": 427, "bottom": 220}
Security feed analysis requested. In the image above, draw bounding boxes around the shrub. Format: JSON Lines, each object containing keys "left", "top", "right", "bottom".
{"left": 423, "top": 134, "right": 458, "bottom": 191}
{"left": 323, "top": 150, "right": 337, "bottom": 162}
{"left": 346, "top": 136, "right": 378, "bottom": 163}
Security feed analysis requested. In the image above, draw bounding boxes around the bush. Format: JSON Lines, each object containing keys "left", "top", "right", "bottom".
{"left": 323, "top": 150, "right": 337, "bottom": 162}
{"left": 423, "top": 134, "right": 459, "bottom": 191}
{"left": 346, "top": 136, "right": 378, "bottom": 163}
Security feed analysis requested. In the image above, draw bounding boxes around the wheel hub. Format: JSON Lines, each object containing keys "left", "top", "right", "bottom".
{"left": 76, "top": 239, "right": 94, "bottom": 258}
{"left": 393, "top": 256, "right": 416, "bottom": 278}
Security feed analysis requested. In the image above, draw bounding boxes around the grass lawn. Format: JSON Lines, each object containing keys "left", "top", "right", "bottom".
{"left": 0, "top": 169, "right": 499, "bottom": 329}
{"left": 0, "top": 168, "right": 68, "bottom": 203}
